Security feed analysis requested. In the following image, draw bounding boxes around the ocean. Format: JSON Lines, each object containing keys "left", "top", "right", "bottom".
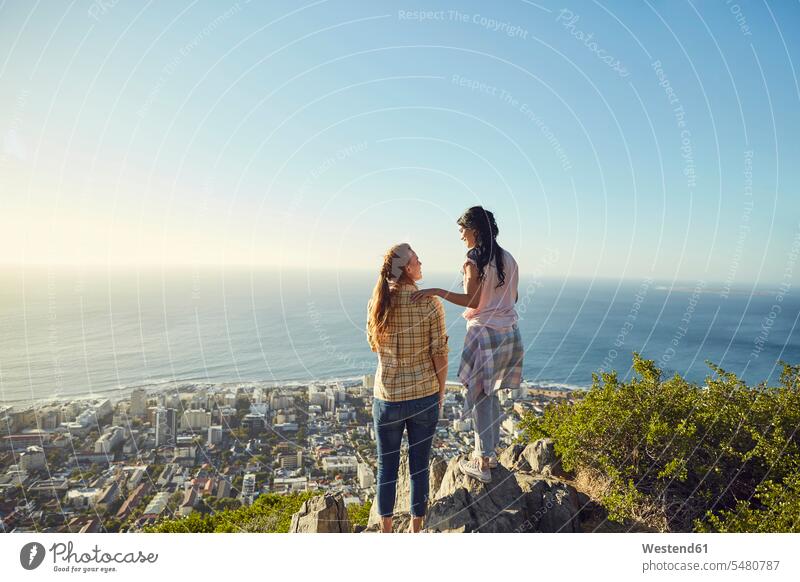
{"left": 0, "top": 267, "right": 797, "bottom": 404}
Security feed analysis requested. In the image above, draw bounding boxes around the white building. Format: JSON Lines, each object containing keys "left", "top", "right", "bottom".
{"left": 218, "top": 406, "right": 237, "bottom": 424}
{"left": 241, "top": 473, "right": 256, "bottom": 506}
{"left": 1, "top": 465, "right": 28, "bottom": 489}
{"left": 272, "top": 476, "right": 308, "bottom": 494}
{"left": 156, "top": 464, "right": 178, "bottom": 487}
{"left": 507, "top": 387, "right": 525, "bottom": 400}
{"left": 274, "top": 411, "right": 297, "bottom": 424}
{"left": 36, "top": 406, "right": 61, "bottom": 430}
{"left": 192, "top": 388, "right": 208, "bottom": 409}
{"left": 269, "top": 393, "right": 294, "bottom": 411}
{"left": 19, "top": 445, "right": 46, "bottom": 471}
{"left": 142, "top": 491, "right": 171, "bottom": 516}
{"left": 65, "top": 487, "right": 103, "bottom": 509}
{"left": 94, "top": 426, "right": 125, "bottom": 454}
{"left": 59, "top": 402, "right": 81, "bottom": 422}
{"left": 207, "top": 425, "right": 223, "bottom": 445}
{"left": 323, "top": 386, "right": 345, "bottom": 412}
{"left": 180, "top": 410, "right": 211, "bottom": 430}
{"left": 249, "top": 402, "right": 269, "bottom": 417}
{"left": 452, "top": 419, "right": 472, "bottom": 433}
{"left": 308, "top": 386, "right": 327, "bottom": 408}
{"left": 253, "top": 387, "right": 264, "bottom": 405}
{"left": 357, "top": 463, "right": 374, "bottom": 488}
{"left": 130, "top": 388, "right": 148, "bottom": 418}
{"left": 93, "top": 399, "right": 112, "bottom": 419}
{"left": 127, "top": 466, "right": 147, "bottom": 488}
{"left": 74, "top": 409, "right": 97, "bottom": 429}
{"left": 273, "top": 422, "right": 298, "bottom": 433}
{"left": 61, "top": 421, "right": 92, "bottom": 437}
{"left": 362, "top": 374, "right": 375, "bottom": 396}
{"left": 155, "top": 408, "right": 177, "bottom": 447}
{"left": 278, "top": 450, "right": 303, "bottom": 470}
{"left": 321, "top": 455, "right": 358, "bottom": 474}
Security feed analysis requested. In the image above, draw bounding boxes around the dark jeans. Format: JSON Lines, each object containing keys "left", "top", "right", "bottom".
{"left": 372, "top": 392, "right": 439, "bottom": 517}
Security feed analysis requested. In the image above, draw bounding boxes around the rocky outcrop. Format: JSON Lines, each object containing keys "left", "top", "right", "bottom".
{"left": 501, "top": 437, "right": 571, "bottom": 479}
{"left": 289, "top": 492, "right": 351, "bottom": 533}
{"left": 293, "top": 440, "right": 598, "bottom": 533}
{"left": 423, "top": 444, "right": 586, "bottom": 533}
{"left": 365, "top": 452, "right": 448, "bottom": 532}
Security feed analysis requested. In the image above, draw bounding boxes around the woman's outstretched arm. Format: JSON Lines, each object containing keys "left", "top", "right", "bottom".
{"left": 411, "top": 261, "right": 481, "bottom": 308}
{"left": 428, "top": 299, "right": 450, "bottom": 411}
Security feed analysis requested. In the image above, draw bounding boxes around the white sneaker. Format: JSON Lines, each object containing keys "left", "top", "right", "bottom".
{"left": 472, "top": 451, "right": 498, "bottom": 468}
{"left": 459, "top": 456, "right": 492, "bottom": 483}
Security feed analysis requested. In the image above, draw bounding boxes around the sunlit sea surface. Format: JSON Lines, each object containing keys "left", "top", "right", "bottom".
{"left": 1, "top": 268, "right": 797, "bottom": 404}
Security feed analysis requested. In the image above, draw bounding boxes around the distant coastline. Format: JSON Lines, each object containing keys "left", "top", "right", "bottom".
{"left": 1, "top": 375, "right": 588, "bottom": 408}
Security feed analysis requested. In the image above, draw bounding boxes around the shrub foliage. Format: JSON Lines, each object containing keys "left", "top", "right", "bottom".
{"left": 518, "top": 353, "right": 800, "bottom": 532}
{"left": 142, "top": 491, "right": 317, "bottom": 533}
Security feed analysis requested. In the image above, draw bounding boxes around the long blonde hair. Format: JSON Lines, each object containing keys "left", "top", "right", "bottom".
{"left": 367, "top": 243, "right": 413, "bottom": 350}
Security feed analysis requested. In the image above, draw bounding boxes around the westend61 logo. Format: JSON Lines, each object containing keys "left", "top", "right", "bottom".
{"left": 19, "top": 541, "right": 158, "bottom": 574}
{"left": 20, "top": 542, "right": 46, "bottom": 570}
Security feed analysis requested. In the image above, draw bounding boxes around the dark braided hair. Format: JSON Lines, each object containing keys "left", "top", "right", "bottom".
{"left": 457, "top": 206, "right": 505, "bottom": 288}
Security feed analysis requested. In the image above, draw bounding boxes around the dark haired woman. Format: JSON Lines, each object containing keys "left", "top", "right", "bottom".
{"left": 367, "top": 243, "right": 449, "bottom": 532}
{"left": 412, "top": 207, "right": 523, "bottom": 484}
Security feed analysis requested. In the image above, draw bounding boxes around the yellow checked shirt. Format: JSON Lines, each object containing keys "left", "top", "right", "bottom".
{"left": 368, "top": 284, "right": 450, "bottom": 402}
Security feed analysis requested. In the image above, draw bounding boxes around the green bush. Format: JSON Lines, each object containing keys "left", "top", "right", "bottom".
{"left": 142, "top": 491, "right": 317, "bottom": 533}
{"left": 518, "top": 353, "right": 800, "bottom": 532}
{"left": 695, "top": 469, "right": 800, "bottom": 532}
{"left": 347, "top": 500, "right": 372, "bottom": 527}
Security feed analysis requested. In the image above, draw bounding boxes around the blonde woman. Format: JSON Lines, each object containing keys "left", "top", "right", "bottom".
{"left": 412, "top": 207, "right": 523, "bottom": 484}
{"left": 367, "top": 243, "right": 449, "bottom": 532}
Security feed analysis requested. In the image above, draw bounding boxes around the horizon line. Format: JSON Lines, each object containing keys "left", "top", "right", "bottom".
{"left": 0, "top": 263, "right": 785, "bottom": 289}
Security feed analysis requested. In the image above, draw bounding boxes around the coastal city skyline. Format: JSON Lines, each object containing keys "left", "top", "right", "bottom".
{"left": 0, "top": 371, "right": 576, "bottom": 532}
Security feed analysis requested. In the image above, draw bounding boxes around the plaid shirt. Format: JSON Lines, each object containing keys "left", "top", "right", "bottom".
{"left": 457, "top": 323, "right": 524, "bottom": 419}
{"left": 369, "top": 283, "right": 450, "bottom": 402}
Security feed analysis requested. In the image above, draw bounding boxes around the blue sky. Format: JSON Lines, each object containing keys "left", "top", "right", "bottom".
{"left": 1, "top": 0, "right": 798, "bottom": 286}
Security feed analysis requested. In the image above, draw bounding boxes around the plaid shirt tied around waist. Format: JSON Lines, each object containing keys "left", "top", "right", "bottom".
{"left": 458, "top": 323, "right": 524, "bottom": 419}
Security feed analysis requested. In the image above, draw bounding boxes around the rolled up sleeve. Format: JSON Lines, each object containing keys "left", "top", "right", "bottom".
{"left": 428, "top": 298, "right": 449, "bottom": 356}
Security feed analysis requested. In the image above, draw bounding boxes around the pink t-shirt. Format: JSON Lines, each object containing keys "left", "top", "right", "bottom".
{"left": 462, "top": 248, "right": 519, "bottom": 329}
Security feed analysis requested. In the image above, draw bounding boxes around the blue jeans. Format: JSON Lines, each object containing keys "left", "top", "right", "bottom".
{"left": 372, "top": 392, "right": 439, "bottom": 517}
{"left": 473, "top": 389, "right": 502, "bottom": 457}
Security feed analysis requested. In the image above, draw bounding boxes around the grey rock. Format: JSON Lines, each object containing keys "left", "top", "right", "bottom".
{"left": 499, "top": 443, "right": 530, "bottom": 471}
{"left": 289, "top": 492, "right": 351, "bottom": 533}
{"left": 536, "top": 482, "right": 582, "bottom": 533}
{"left": 521, "top": 438, "right": 570, "bottom": 478}
{"left": 425, "top": 456, "right": 528, "bottom": 532}
{"left": 366, "top": 452, "right": 447, "bottom": 531}
{"left": 424, "top": 448, "right": 584, "bottom": 533}
{"left": 362, "top": 513, "right": 411, "bottom": 533}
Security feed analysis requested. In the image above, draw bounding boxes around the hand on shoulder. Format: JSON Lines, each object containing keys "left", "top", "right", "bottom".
{"left": 410, "top": 288, "right": 441, "bottom": 303}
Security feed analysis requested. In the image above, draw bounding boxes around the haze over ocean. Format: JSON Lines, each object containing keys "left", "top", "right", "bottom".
{"left": 1, "top": 267, "right": 796, "bottom": 404}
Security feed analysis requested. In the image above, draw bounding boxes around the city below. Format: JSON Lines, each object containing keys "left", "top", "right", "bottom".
{"left": 0, "top": 377, "right": 577, "bottom": 532}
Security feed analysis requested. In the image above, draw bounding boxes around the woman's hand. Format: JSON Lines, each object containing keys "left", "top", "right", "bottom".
{"left": 410, "top": 288, "right": 441, "bottom": 302}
